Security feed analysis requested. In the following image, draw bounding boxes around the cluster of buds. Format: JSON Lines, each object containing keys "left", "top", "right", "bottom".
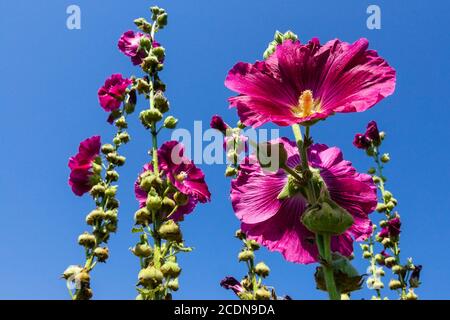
{"left": 263, "top": 30, "right": 299, "bottom": 59}
{"left": 221, "top": 230, "right": 289, "bottom": 300}
{"left": 355, "top": 121, "right": 422, "bottom": 300}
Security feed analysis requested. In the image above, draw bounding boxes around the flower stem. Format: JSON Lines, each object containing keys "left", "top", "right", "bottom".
{"left": 321, "top": 234, "right": 340, "bottom": 300}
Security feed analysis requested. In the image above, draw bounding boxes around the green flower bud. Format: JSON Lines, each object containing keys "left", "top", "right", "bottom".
{"left": 106, "top": 170, "right": 119, "bottom": 182}
{"left": 301, "top": 198, "right": 354, "bottom": 235}
{"left": 142, "top": 109, "right": 163, "bottom": 124}
{"left": 368, "top": 167, "right": 376, "bottom": 174}
{"left": 132, "top": 243, "right": 152, "bottom": 257}
{"left": 164, "top": 116, "right": 178, "bottom": 129}
{"left": 74, "top": 288, "right": 93, "bottom": 300}
{"left": 152, "top": 46, "right": 166, "bottom": 61}
{"left": 105, "top": 186, "right": 117, "bottom": 198}
{"left": 136, "top": 294, "right": 144, "bottom": 300}
{"left": 375, "top": 254, "right": 385, "bottom": 264}
{"left": 138, "top": 267, "right": 163, "bottom": 287}
{"left": 115, "top": 116, "right": 128, "bottom": 129}
{"left": 146, "top": 193, "right": 162, "bottom": 211}
{"left": 174, "top": 192, "right": 189, "bottom": 206}
{"left": 255, "top": 262, "right": 270, "bottom": 278}
{"left": 157, "top": 13, "right": 168, "bottom": 28}
{"left": 385, "top": 257, "right": 397, "bottom": 268}
{"left": 168, "top": 278, "right": 179, "bottom": 291}
{"left": 360, "top": 244, "right": 369, "bottom": 251}
{"left": 105, "top": 197, "right": 119, "bottom": 210}
{"left": 363, "top": 251, "right": 372, "bottom": 259}
{"left": 136, "top": 78, "right": 151, "bottom": 94}
{"left": 241, "top": 277, "right": 252, "bottom": 291}
{"left": 158, "top": 220, "right": 182, "bottom": 242}
{"left": 78, "top": 232, "right": 97, "bottom": 248}
{"left": 139, "top": 175, "right": 157, "bottom": 192}
{"left": 116, "top": 155, "right": 126, "bottom": 166}
{"left": 237, "top": 121, "right": 246, "bottom": 129}
{"left": 162, "top": 197, "right": 176, "bottom": 209}
{"left": 238, "top": 250, "right": 254, "bottom": 262}
{"left": 376, "top": 203, "right": 387, "bottom": 213}
{"left": 160, "top": 261, "right": 181, "bottom": 278}
{"left": 225, "top": 166, "right": 238, "bottom": 177}
{"left": 237, "top": 291, "right": 254, "bottom": 300}
{"left": 140, "top": 36, "right": 152, "bottom": 50}
{"left": 379, "top": 220, "right": 388, "bottom": 227}
{"left": 90, "top": 184, "right": 106, "bottom": 198}
{"left": 134, "top": 17, "right": 152, "bottom": 33}
{"left": 392, "top": 265, "right": 404, "bottom": 275}
{"left": 75, "top": 271, "right": 90, "bottom": 286}
{"left": 154, "top": 92, "right": 169, "bottom": 113}
{"left": 62, "top": 265, "right": 82, "bottom": 280}
{"left": 379, "top": 131, "right": 386, "bottom": 140}
{"left": 113, "top": 136, "right": 121, "bottom": 146}
{"left": 255, "top": 287, "right": 271, "bottom": 300}
{"left": 118, "top": 132, "right": 130, "bottom": 144}
{"left": 386, "top": 201, "right": 395, "bottom": 211}
{"left": 134, "top": 208, "right": 151, "bottom": 226}
{"left": 247, "top": 239, "right": 260, "bottom": 251}
{"left": 142, "top": 55, "right": 159, "bottom": 72}
{"left": 381, "top": 238, "right": 392, "bottom": 247}
{"left": 405, "top": 290, "right": 418, "bottom": 300}
{"left": 388, "top": 279, "right": 402, "bottom": 290}
{"left": 101, "top": 144, "right": 115, "bottom": 155}
{"left": 105, "top": 222, "right": 117, "bottom": 233}
{"left": 86, "top": 208, "right": 106, "bottom": 225}
{"left": 92, "top": 163, "right": 102, "bottom": 175}
{"left": 93, "top": 247, "right": 109, "bottom": 262}
{"left": 383, "top": 191, "right": 393, "bottom": 202}
{"left": 381, "top": 153, "right": 390, "bottom": 163}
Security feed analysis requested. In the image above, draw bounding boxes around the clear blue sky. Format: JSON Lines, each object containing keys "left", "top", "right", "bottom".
{"left": 0, "top": 0, "right": 449, "bottom": 300}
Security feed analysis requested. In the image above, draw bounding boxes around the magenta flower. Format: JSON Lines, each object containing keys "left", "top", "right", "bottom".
{"left": 378, "top": 217, "right": 401, "bottom": 239}
{"left": 98, "top": 74, "right": 132, "bottom": 112}
{"left": 135, "top": 141, "right": 210, "bottom": 221}
{"left": 353, "top": 121, "right": 381, "bottom": 149}
{"left": 210, "top": 115, "right": 229, "bottom": 133}
{"left": 68, "top": 136, "right": 101, "bottom": 196}
{"left": 220, "top": 277, "right": 244, "bottom": 294}
{"left": 231, "top": 138, "right": 377, "bottom": 264}
{"left": 225, "top": 38, "right": 396, "bottom": 128}
{"left": 118, "top": 31, "right": 149, "bottom": 65}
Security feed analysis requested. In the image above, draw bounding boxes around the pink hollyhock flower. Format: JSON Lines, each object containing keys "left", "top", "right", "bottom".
{"left": 378, "top": 217, "right": 401, "bottom": 238}
{"left": 68, "top": 136, "right": 101, "bottom": 196}
{"left": 135, "top": 141, "right": 211, "bottom": 221}
{"left": 118, "top": 31, "right": 161, "bottom": 65}
{"left": 225, "top": 38, "right": 396, "bottom": 128}
{"left": 231, "top": 137, "right": 377, "bottom": 264}
{"left": 98, "top": 74, "right": 132, "bottom": 112}
{"left": 353, "top": 120, "right": 381, "bottom": 149}
{"left": 220, "top": 277, "right": 244, "bottom": 294}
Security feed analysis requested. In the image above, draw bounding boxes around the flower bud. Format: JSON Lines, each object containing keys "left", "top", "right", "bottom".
{"left": 86, "top": 208, "right": 106, "bottom": 225}
{"left": 134, "top": 17, "right": 152, "bottom": 33}
{"left": 136, "top": 78, "right": 151, "bottom": 94}
{"left": 385, "top": 257, "right": 397, "bottom": 268}
{"left": 255, "top": 262, "right": 270, "bottom": 278}
{"left": 386, "top": 201, "right": 395, "bottom": 211}
{"left": 106, "top": 170, "right": 119, "bottom": 182}
{"left": 379, "top": 220, "right": 388, "bottom": 227}
{"left": 78, "top": 232, "right": 97, "bottom": 248}
{"left": 142, "top": 55, "right": 159, "bottom": 72}
{"left": 360, "top": 244, "right": 369, "bottom": 251}
{"left": 106, "top": 197, "right": 119, "bottom": 210}
{"left": 405, "top": 290, "right": 418, "bottom": 300}
{"left": 144, "top": 108, "right": 163, "bottom": 123}
{"left": 375, "top": 254, "right": 385, "bottom": 264}
{"left": 368, "top": 167, "right": 376, "bottom": 174}
{"left": 75, "top": 271, "right": 90, "bottom": 286}
{"left": 134, "top": 208, "right": 151, "bottom": 226}
{"left": 225, "top": 166, "right": 238, "bottom": 177}
{"left": 105, "top": 186, "right": 117, "bottom": 198}
{"left": 363, "top": 251, "right": 372, "bottom": 259}
{"left": 116, "top": 155, "right": 126, "bottom": 166}
{"left": 157, "top": 13, "right": 168, "bottom": 27}
{"left": 301, "top": 198, "right": 354, "bottom": 235}
{"left": 92, "top": 163, "right": 102, "bottom": 175}
{"left": 115, "top": 116, "right": 128, "bottom": 129}
{"left": 158, "top": 220, "right": 182, "bottom": 242}
{"left": 75, "top": 288, "right": 93, "bottom": 300}
{"left": 154, "top": 91, "right": 169, "bottom": 113}
{"left": 93, "top": 247, "right": 109, "bottom": 262}
{"left": 132, "top": 243, "right": 152, "bottom": 257}
{"left": 90, "top": 184, "right": 106, "bottom": 198}
{"left": 152, "top": 46, "right": 166, "bottom": 61}
{"left": 388, "top": 279, "right": 402, "bottom": 290}
{"left": 139, "top": 174, "right": 157, "bottom": 192}
{"left": 392, "top": 265, "right": 404, "bottom": 275}
{"left": 238, "top": 250, "right": 254, "bottom": 262}
{"left": 101, "top": 144, "right": 115, "bottom": 154}
{"left": 255, "top": 287, "right": 271, "bottom": 300}
{"left": 238, "top": 291, "right": 254, "bottom": 300}
{"left": 62, "top": 265, "right": 82, "bottom": 280}
{"left": 118, "top": 132, "right": 130, "bottom": 144}
{"left": 162, "top": 197, "right": 176, "bottom": 209}
{"left": 146, "top": 193, "right": 162, "bottom": 211}
{"left": 247, "top": 239, "right": 260, "bottom": 251}
{"left": 174, "top": 192, "right": 189, "bottom": 206}
{"left": 381, "top": 238, "right": 392, "bottom": 247}
{"left": 138, "top": 267, "right": 163, "bottom": 288}
{"left": 235, "top": 229, "right": 246, "bottom": 240}
{"left": 164, "top": 116, "right": 178, "bottom": 129}
{"left": 381, "top": 153, "right": 390, "bottom": 163}
{"left": 168, "top": 279, "right": 179, "bottom": 291}
{"left": 160, "top": 261, "right": 181, "bottom": 278}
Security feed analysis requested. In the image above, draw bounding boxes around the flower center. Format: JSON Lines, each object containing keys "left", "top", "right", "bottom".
{"left": 175, "top": 171, "right": 188, "bottom": 182}
{"left": 292, "top": 90, "right": 321, "bottom": 118}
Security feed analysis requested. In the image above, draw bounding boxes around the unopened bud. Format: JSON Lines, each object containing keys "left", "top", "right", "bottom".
{"left": 158, "top": 220, "right": 182, "bottom": 242}
{"left": 138, "top": 267, "right": 163, "bottom": 287}
{"left": 115, "top": 116, "right": 128, "bottom": 129}
{"left": 62, "top": 265, "right": 82, "bottom": 280}
{"left": 238, "top": 250, "right": 254, "bottom": 262}
{"left": 174, "top": 192, "right": 189, "bottom": 206}
{"left": 363, "top": 251, "right": 372, "bottom": 259}
{"left": 86, "top": 208, "right": 106, "bottom": 225}
{"left": 389, "top": 279, "right": 402, "bottom": 290}
{"left": 146, "top": 194, "right": 162, "bottom": 211}
{"left": 381, "top": 153, "right": 390, "bottom": 163}
{"left": 375, "top": 254, "right": 385, "bottom": 264}
{"left": 392, "top": 265, "right": 404, "bottom": 275}
{"left": 132, "top": 243, "right": 152, "bottom": 257}
{"left": 235, "top": 229, "right": 246, "bottom": 240}
{"left": 154, "top": 92, "right": 169, "bottom": 113}
{"left": 78, "top": 232, "right": 96, "bottom": 248}
{"left": 405, "top": 290, "right": 418, "bottom": 300}
{"left": 134, "top": 208, "right": 151, "bottom": 226}
{"left": 118, "top": 132, "right": 130, "bottom": 144}
{"left": 376, "top": 203, "right": 387, "bottom": 213}
{"left": 255, "top": 287, "right": 271, "bottom": 300}
{"left": 93, "top": 247, "right": 109, "bottom": 262}
{"left": 255, "top": 262, "right": 270, "bottom": 278}
{"left": 168, "top": 279, "right": 179, "bottom": 291}
{"left": 368, "top": 167, "right": 376, "bottom": 174}
{"left": 385, "top": 257, "right": 397, "bottom": 268}
{"left": 90, "top": 184, "right": 106, "bottom": 197}
{"left": 101, "top": 144, "right": 115, "bottom": 154}
{"left": 75, "top": 271, "right": 90, "bottom": 286}
{"left": 164, "top": 116, "right": 178, "bottom": 129}
{"left": 225, "top": 166, "right": 238, "bottom": 177}
{"left": 106, "top": 170, "right": 119, "bottom": 182}
{"left": 160, "top": 261, "right": 181, "bottom": 278}
{"left": 134, "top": 18, "right": 152, "bottom": 33}
{"left": 105, "top": 186, "right": 117, "bottom": 198}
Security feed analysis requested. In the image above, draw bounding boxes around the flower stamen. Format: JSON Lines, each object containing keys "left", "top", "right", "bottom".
{"left": 293, "top": 90, "right": 321, "bottom": 118}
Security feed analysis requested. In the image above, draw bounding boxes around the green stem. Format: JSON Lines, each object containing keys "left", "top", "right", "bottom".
{"left": 292, "top": 124, "right": 308, "bottom": 170}
{"left": 321, "top": 234, "right": 340, "bottom": 300}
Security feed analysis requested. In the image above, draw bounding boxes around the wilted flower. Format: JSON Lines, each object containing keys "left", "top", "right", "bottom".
{"left": 68, "top": 136, "right": 101, "bottom": 196}
{"left": 220, "top": 276, "right": 244, "bottom": 294}
{"left": 225, "top": 39, "right": 396, "bottom": 128}
{"left": 353, "top": 121, "right": 382, "bottom": 149}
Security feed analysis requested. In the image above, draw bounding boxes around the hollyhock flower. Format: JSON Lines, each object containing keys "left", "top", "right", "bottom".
{"left": 225, "top": 38, "right": 396, "bottom": 128}
{"left": 135, "top": 141, "right": 210, "bottom": 221}
{"left": 231, "top": 137, "right": 377, "bottom": 264}
{"left": 353, "top": 121, "right": 381, "bottom": 149}
{"left": 98, "top": 74, "right": 132, "bottom": 112}
{"left": 68, "top": 136, "right": 101, "bottom": 196}
{"left": 210, "top": 115, "right": 229, "bottom": 133}
{"left": 118, "top": 31, "right": 161, "bottom": 65}
{"left": 220, "top": 277, "right": 244, "bottom": 294}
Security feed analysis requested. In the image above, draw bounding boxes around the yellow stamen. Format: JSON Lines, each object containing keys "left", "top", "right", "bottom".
{"left": 292, "top": 90, "right": 320, "bottom": 118}
{"left": 175, "top": 171, "right": 188, "bottom": 182}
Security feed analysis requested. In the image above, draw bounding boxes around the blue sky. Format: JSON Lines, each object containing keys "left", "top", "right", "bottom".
{"left": 0, "top": 0, "right": 449, "bottom": 299}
